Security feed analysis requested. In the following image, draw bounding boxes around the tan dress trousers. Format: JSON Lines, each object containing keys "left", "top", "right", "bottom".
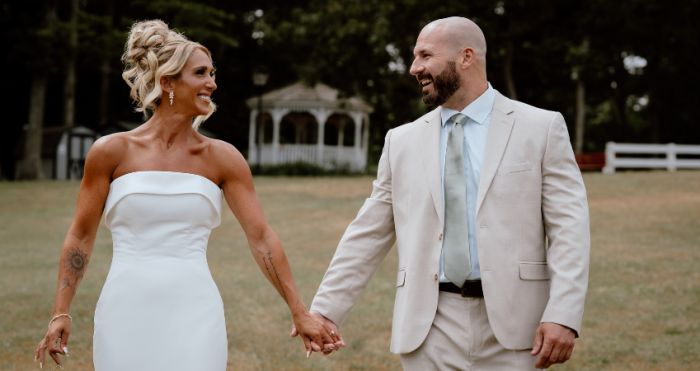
{"left": 401, "top": 291, "right": 539, "bottom": 371}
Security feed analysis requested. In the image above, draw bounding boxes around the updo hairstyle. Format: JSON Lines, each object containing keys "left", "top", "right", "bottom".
{"left": 121, "top": 20, "right": 216, "bottom": 130}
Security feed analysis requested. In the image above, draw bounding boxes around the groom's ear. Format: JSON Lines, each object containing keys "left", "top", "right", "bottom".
{"left": 459, "top": 47, "right": 477, "bottom": 70}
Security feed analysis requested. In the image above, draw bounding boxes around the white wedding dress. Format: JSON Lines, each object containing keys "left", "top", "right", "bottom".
{"left": 93, "top": 171, "right": 227, "bottom": 370}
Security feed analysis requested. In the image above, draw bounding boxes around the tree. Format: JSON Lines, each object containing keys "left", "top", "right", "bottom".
{"left": 63, "top": 0, "right": 79, "bottom": 127}
{"left": 3, "top": 0, "right": 699, "bottom": 179}
{"left": 98, "top": 0, "right": 115, "bottom": 127}
{"left": 573, "top": 38, "right": 589, "bottom": 154}
{"left": 18, "top": 0, "right": 59, "bottom": 180}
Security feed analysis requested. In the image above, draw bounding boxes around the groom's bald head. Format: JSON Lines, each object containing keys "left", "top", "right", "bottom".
{"left": 410, "top": 17, "right": 489, "bottom": 108}
{"left": 420, "top": 17, "right": 487, "bottom": 73}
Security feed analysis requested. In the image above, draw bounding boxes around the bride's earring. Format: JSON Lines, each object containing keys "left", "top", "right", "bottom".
{"left": 169, "top": 91, "right": 174, "bottom": 105}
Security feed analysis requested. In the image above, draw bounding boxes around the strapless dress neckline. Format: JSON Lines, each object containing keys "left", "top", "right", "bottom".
{"left": 112, "top": 170, "right": 219, "bottom": 188}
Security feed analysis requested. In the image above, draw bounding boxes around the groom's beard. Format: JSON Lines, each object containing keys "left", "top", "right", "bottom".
{"left": 420, "top": 61, "right": 461, "bottom": 107}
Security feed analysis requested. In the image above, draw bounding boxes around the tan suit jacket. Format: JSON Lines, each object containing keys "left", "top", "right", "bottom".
{"left": 310, "top": 91, "right": 590, "bottom": 354}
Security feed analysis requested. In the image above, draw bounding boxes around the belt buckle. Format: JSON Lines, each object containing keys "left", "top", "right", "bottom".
{"left": 460, "top": 284, "right": 468, "bottom": 297}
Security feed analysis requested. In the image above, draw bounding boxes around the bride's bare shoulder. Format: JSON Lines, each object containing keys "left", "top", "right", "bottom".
{"left": 91, "top": 131, "right": 133, "bottom": 154}
{"left": 86, "top": 132, "right": 138, "bottom": 171}
{"left": 207, "top": 139, "right": 246, "bottom": 164}
{"left": 205, "top": 139, "right": 251, "bottom": 177}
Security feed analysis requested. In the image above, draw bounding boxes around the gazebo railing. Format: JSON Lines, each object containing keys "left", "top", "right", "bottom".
{"left": 278, "top": 144, "right": 318, "bottom": 164}
{"left": 250, "top": 144, "right": 365, "bottom": 170}
{"left": 322, "top": 146, "right": 359, "bottom": 168}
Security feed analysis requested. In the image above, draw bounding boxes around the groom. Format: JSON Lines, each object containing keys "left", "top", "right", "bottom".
{"left": 299, "top": 17, "right": 590, "bottom": 370}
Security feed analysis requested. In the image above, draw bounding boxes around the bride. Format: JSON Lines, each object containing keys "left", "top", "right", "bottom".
{"left": 35, "top": 20, "right": 341, "bottom": 370}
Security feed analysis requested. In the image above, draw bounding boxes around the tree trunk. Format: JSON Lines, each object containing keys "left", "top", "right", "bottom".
{"left": 650, "top": 113, "right": 660, "bottom": 143}
{"left": 19, "top": 0, "right": 58, "bottom": 180}
{"left": 63, "top": 0, "right": 79, "bottom": 127}
{"left": 648, "top": 78, "right": 660, "bottom": 143}
{"left": 98, "top": 58, "right": 111, "bottom": 127}
{"left": 573, "top": 37, "right": 589, "bottom": 154}
{"left": 98, "top": 0, "right": 114, "bottom": 127}
{"left": 19, "top": 73, "right": 49, "bottom": 180}
{"left": 610, "top": 93, "right": 627, "bottom": 128}
{"left": 503, "top": 39, "right": 518, "bottom": 100}
{"left": 574, "top": 78, "right": 586, "bottom": 154}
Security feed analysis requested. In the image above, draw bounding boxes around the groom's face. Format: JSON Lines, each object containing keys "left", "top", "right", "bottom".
{"left": 417, "top": 61, "right": 460, "bottom": 106}
{"left": 410, "top": 30, "right": 462, "bottom": 106}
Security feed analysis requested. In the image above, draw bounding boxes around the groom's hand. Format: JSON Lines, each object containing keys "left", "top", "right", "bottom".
{"left": 310, "top": 311, "right": 345, "bottom": 355}
{"left": 531, "top": 322, "right": 576, "bottom": 369}
{"left": 290, "top": 311, "right": 345, "bottom": 355}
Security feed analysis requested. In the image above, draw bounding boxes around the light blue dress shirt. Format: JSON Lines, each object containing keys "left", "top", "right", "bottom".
{"left": 439, "top": 83, "right": 495, "bottom": 282}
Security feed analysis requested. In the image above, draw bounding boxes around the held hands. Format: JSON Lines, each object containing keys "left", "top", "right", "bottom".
{"left": 290, "top": 310, "right": 344, "bottom": 357}
{"left": 36, "top": 317, "right": 71, "bottom": 369}
{"left": 290, "top": 311, "right": 346, "bottom": 356}
{"left": 531, "top": 322, "right": 576, "bottom": 369}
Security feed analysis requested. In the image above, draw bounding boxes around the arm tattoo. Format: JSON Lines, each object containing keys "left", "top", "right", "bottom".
{"left": 61, "top": 247, "right": 89, "bottom": 297}
{"left": 263, "top": 251, "right": 288, "bottom": 303}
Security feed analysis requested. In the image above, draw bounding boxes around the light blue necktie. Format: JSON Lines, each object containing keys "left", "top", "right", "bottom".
{"left": 443, "top": 113, "right": 471, "bottom": 287}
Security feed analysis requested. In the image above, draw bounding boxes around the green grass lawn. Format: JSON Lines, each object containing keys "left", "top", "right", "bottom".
{"left": 0, "top": 172, "right": 698, "bottom": 370}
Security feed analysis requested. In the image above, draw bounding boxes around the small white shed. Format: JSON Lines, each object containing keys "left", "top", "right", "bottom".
{"left": 14, "top": 126, "right": 100, "bottom": 180}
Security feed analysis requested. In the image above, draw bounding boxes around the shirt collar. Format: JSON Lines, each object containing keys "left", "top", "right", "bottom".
{"left": 440, "top": 82, "right": 495, "bottom": 126}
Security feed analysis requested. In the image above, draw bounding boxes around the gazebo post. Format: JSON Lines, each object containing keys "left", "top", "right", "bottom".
{"left": 270, "top": 108, "right": 290, "bottom": 165}
{"left": 362, "top": 113, "right": 370, "bottom": 169}
{"left": 258, "top": 116, "right": 265, "bottom": 163}
{"left": 336, "top": 118, "right": 345, "bottom": 161}
{"left": 316, "top": 115, "right": 326, "bottom": 166}
{"left": 310, "top": 108, "right": 332, "bottom": 167}
{"left": 350, "top": 111, "right": 363, "bottom": 170}
{"left": 248, "top": 109, "right": 257, "bottom": 163}
{"left": 271, "top": 117, "right": 279, "bottom": 165}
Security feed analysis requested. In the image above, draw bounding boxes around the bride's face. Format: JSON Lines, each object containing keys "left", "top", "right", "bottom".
{"left": 170, "top": 49, "right": 217, "bottom": 117}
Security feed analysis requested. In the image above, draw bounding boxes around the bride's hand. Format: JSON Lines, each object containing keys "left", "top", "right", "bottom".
{"left": 291, "top": 311, "right": 346, "bottom": 355}
{"left": 291, "top": 312, "right": 341, "bottom": 356}
{"left": 36, "top": 317, "right": 71, "bottom": 368}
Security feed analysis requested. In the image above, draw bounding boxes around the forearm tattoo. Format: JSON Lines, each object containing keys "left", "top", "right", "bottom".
{"left": 60, "top": 247, "right": 89, "bottom": 297}
{"left": 262, "top": 251, "right": 288, "bottom": 303}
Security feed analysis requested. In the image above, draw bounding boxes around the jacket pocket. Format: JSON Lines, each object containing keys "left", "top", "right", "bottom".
{"left": 396, "top": 268, "right": 406, "bottom": 287}
{"left": 519, "top": 262, "right": 550, "bottom": 280}
{"left": 498, "top": 162, "right": 532, "bottom": 176}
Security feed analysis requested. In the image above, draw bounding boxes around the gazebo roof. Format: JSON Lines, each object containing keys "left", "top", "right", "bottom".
{"left": 246, "top": 82, "right": 373, "bottom": 114}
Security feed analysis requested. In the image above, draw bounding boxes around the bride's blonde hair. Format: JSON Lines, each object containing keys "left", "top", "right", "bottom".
{"left": 121, "top": 20, "right": 216, "bottom": 130}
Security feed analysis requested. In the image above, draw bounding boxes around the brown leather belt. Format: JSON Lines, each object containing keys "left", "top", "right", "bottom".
{"left": 439, "top": 281, "right": 484, "bottom": 297}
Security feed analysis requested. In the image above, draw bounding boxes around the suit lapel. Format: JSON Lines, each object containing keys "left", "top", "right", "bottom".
{"left": 476, "top": 92, "right": 515, "bottom": 215}
{"left": 419, "top": 108, "right": 444, "bottom": 227}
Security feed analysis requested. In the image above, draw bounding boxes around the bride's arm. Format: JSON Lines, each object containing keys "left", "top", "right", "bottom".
{"left": 35, "top": 137, "right": 120, "bottom": 368}
{"left": 216, "top": 143, "right": 340, "bottom": 354}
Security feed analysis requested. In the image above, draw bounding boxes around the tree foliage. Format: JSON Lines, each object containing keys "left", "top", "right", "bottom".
{"left": 2, "top": 0, "right": 698, "bottom": 178}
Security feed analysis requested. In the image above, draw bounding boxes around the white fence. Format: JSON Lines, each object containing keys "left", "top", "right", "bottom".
{"left": 603, "top": 142, "right": 700, "bottom": 174}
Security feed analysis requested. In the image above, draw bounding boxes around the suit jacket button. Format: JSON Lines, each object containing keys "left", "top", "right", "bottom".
{"left": 434, "top": 274, "right": 438, "bottom": 281}
{"left": 438, "top": 233, "right": 442, "bottom": 241}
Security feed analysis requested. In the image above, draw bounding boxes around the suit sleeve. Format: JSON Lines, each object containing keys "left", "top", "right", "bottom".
{"left": 310, "top": 130, "right": 397, "bottom": 327}
{"left": 540, "top": 112, "right": 591, "bottom": 336}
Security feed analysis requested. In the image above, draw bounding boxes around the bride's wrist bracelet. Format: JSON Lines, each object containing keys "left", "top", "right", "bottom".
{"left": 48, "top": 314, "right": 72, "bottom": 329}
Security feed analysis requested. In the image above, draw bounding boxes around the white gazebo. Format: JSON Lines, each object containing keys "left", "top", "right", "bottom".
{"left": 246, "top": 82, "right": 373, "bottom": 171}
